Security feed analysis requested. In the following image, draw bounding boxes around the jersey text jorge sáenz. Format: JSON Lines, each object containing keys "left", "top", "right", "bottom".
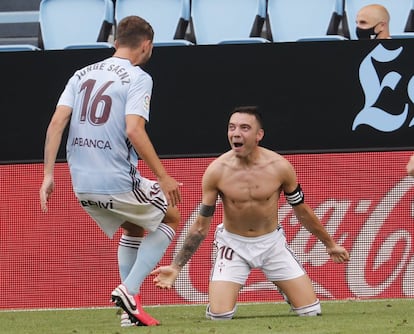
{"left": 75, "top": 61, "right": 131, "bottom": 85}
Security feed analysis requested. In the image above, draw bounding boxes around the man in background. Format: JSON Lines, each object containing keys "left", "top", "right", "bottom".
{"left": 356, "top": 4, "right": 391, "bottom": 39}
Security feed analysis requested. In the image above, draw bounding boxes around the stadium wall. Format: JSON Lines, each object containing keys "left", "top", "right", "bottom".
{"left": 1, "top": 40, "right": 414, "bottom": 309}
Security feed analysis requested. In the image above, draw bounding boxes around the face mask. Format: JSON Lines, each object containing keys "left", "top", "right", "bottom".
{"left": 356, "top": 25, "right": 379, "bottom": 40}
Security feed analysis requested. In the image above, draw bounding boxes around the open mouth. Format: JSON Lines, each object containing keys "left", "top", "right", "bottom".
{"left": 233, "top": 143, "right": 243, "bottom": 148}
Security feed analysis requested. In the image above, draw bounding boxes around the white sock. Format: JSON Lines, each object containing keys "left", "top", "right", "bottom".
{"left": 292, "top": 299, "right": 321, "bottom": 316}
{"left": 206, "top": 304, "right": 237, "bottom": 320}
{"left": 123, "top": 223, "right": 175, "bottom": 295}
{"left": 117, "top": 234, "right": 142, "bottom": 281}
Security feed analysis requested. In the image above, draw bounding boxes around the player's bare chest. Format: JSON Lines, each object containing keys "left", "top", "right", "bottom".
{"left": 219, "top": 169, "right": 279, "bottom": 201}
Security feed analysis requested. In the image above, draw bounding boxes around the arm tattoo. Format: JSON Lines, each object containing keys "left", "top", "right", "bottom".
{"left": 173, "top": 232, "right": 205, "bottom": 268}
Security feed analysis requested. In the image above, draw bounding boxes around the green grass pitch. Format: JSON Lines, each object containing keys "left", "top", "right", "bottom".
{"left": 0, "top": 299, "right": 412, "bottom": 334}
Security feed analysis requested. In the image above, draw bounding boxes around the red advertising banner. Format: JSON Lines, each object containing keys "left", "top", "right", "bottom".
{"left": 1, "top": 151, "right": 414, "bottom": 310}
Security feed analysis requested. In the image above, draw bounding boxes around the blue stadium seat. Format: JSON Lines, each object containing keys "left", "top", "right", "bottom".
{"left": 343, "top": 0, "right": 414, "bottom": 40}
{"left": 0, "top": 44, "right": 40, "bottom": 51}
{"left": 0, "top": 8, "right": 40, "bottom": 47}
{"left": 63, "top": 42, "right": 114, "bottom": 50}
{"left": 0, "top": 11, "right": 39, "bottom": 24}
{"left": 39, "top": 0, "right": 114, "bottom": 50}
{"left": 336, "top": 0, "right": 344, "bottom": 16}
{"left": 267, "top": 0, "right": 344, "bottom": 42}
{"left": 390, "top": 32, "right": 414, "bottom": 39}
{"left": 115, "top": 0, "right": 193, "bottom": 46}
{"left": 296, "top": 35, "right": 348, "bottom": 42}
{"left": 190, "top": 0, "right": 269, "bottom": 45}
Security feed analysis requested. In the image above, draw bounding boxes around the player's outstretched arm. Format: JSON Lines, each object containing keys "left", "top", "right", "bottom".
{"left": 294, "top": 203, "right": 350, "bottom": 263}
{"left": 126, "top": 115, "right": 181, "bottom": 207}
{"left": 152, "top": 161, "right": 219, "bottom": 288}
{"left": 281, "top": 158, "right": 350, "bottom": 263}
{"left": 152, "top": 215, "right": 210, "bottom": 288}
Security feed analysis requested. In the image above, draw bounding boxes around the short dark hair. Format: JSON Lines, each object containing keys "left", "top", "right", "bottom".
{"left": 230, "top": 106, "right": 263, "bottom": 129}
{"left": 116, "top": 15, "right": 154, "bottom": 48}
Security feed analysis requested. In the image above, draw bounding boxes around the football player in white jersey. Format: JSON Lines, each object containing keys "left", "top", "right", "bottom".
{"left": 40, "top": 16, "right": 181, "bottom": 326}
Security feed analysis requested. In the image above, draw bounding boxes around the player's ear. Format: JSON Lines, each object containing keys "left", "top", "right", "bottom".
{"left": 141, "top": 39, "right": 152, "bottom": 53}
{"left": 257, "top": 128, "right": 264, "bottom": 141}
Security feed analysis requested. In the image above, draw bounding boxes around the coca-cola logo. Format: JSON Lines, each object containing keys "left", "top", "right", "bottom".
{"left": 346, "top": 176, "right": 413, "bottom": 297}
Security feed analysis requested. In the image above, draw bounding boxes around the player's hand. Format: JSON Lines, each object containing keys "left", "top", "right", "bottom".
{"left": 40, "top": 175, "right": 54, "bottom": 212}
{"left": 407, "top": 154, "right": 414, "bottom": 176}
{"left": 327, "top": 245, "right": 350, "bottom": 263}
{"left": 151, "top": 265, "right": 180, "bottom": 289}
{"left": 158, "top": 175, "right": 182, "bottom": 207}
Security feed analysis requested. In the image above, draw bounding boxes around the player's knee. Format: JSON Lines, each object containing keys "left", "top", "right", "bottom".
{"left": 163, "top": 207, "right": 180, "bottom": 231}
{"left": 205, "top": 304, "right": 237, "bottom": 320}
{"left": 292, "top": 299, "right": 321, "bottom": 316}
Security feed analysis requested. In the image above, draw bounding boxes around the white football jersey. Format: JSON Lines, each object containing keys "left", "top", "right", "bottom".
{"left": 57, "top": 57, "right": 153, "bottom": 193}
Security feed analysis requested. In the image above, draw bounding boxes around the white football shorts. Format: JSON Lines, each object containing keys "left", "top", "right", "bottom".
{"left": 210, "top": 223, "right": 306, "bottom": 284}
{"left": 75, "top": 177, "right": 167, "bottom": 238}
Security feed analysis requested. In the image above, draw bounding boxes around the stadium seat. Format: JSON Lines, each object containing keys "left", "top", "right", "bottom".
{"left": 0, "top": 10, "right": 39, "bottom": 24}
{"left": 63, "top": 42, "right": 114, "bottom": 50}
{"left": 0, "top": 44, "right": 40, "bottom": 51}
{"left": 190, "top": 0, "right": 269, "bottom": 45}
{"left": 296, "top": 35, "right": 348, "bottom": 42}
{"left": 336, "top": 0, "right": 344, "bottom": 16}
{"left": 266, "top": 0, "right": 344, "bottom": 42}
{"left": 343, "top": 0, "right": 414, "bottom": 40}
{"left": 390, "top": 32, "right": 414, "bottom": 39}
{"left": 115, "top": 0, "right": 193, "bottom": 46}
{"left": 0, "top": 2, "right": 40, "bottom": 47}
{"left": 38, "top": 0, "right": 114, "bottom": 50}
